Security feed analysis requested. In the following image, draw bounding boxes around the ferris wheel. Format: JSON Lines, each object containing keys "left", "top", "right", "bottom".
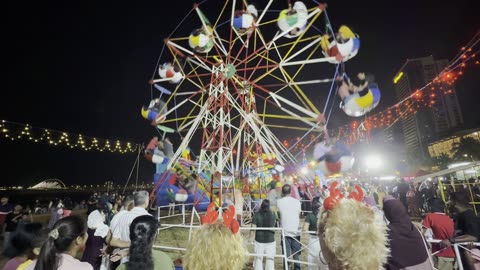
{"left": 143, "top": 0, "right": 362, "bottom": 204}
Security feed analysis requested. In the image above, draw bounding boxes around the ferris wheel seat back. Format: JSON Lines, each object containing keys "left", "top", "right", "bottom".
{"left": 317, "top": 156, "right": 354, "bottom": 175}
{"left": 277, "top": 1, "right": 308, "bottom": 38}
{"left": 233, "top": 12, "right": 255, "bottom": 32}
{"left": 342, "top": 92, "right": 372, "bottom": 117}
{"left": 370, "top": 86, "right": 381, "bottom": 106}
{"left": 175, "top": 191, "right": 189, "bottom": 202}
{"left": 324, "top": 38, "right": 360, "bottom": 64}
{"left": 354, "top": 90, "right": 374, "bottom": 108}
{"left": 342, "top": 87, "right": 381, "bottom": 117}
{"left": 158, "top": 63, "right": 183, "bottom": 83}
{"left": 188, "top": 26, "right": 214, "bottom": 53}
{"left": 141, "top": 106, "right": 158, "bottom": 121}
{"left": 338, "top": 25, "right": 356, "bottom": 39}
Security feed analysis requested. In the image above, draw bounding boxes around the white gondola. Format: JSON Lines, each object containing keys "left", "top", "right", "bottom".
{"left": 317, "top": 156, "right": 355, "bottom": 175}
{"left": 233, "top": 5, "right": 257, "bottom": 33}
{"left": 175, "top": 189, "right": 189, "bottom": 202}
{"left": 158, "top": 63, "right": 183, "bottom": 84}
{"left": 277, "top": 1, "right": 308, "bottom": 38}
{"left": 188, "top": 26, "right": 214, "bottom": 53}
{"left": 323, "top": 37, "right": 360, "bottom": 64}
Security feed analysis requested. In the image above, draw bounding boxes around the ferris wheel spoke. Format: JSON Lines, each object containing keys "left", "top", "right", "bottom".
{"left": 254, "top": 0, "right": 274, "bottom": 26}
{"left": 283, "top": 36, "right": 323, "bottom": 63}
{"left": 283, "top": 8, "right": 324, "bottom": 59}
{"left": 280, "top": 67, "right": 321, "bottom": 114}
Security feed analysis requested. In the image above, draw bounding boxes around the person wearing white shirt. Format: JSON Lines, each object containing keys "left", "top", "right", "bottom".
{"left": 110, "top": 191, "right": 152, "bottom": 264}
{"left": 277, "top": 184, "right": 302, "bottom": 270}
{"left": 110, "top": 196, "right": 134, "bottom": 239}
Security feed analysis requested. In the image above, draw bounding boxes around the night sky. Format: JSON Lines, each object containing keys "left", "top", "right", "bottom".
{"left": 2, "top": 0, "right": 479, "bottom": 186}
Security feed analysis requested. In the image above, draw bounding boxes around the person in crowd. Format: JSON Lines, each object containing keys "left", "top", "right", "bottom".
{"left": 87, "top": 193, "right": 99, "bottom": 215}
{"left": 250, "top": 199, "right": 277, "bottom": 270}
{"left": 318, "top": 182, "right": 389, "bottom": 270}
{"left": 15, "top": 230, "right": 48, "bottom": 270}
{"left": 2, "top": 223, "right": 42, "bottom": 270}
{"left": 277, "top": 184, "right": 302, "bottom": 270}
{"left": 1, "top": 196, "right": 14, "bottom": 237}
{"left": 74, "top": 200, "right": 87, "bottom": 210}
{"left": 383, "top": 196, "right": 433, "bottom": 269}
{"left": 441, "top": 192, "right": 480, "bottom": 270}
{"left": 112, "top": 198, "right": 123, "bottom": 215}
{"left": 114, "top": 215, "right": 174, "bottom": 270}
{"left": 267, "top": 181, "right": 282, "bottom": 214}
{"left": 303, "top": 197, "right": 327, "bottom": 270}
{"left": 47, "top": 200, "right": 64, "bottom": 230}
{"left": 396, "top": 179, "right": 410, "bottom": 211}
{"left": 0, "top": 196, "right": 13, "bottom": 212}
{"left": 33, "top": 200, "right": 42, "bottom": 214}
{"left": 26, "top": 215, "right": 92, "bottom": 270}
{"left": 110, "top": 191, "right": 151, "bottom": 265}
{"left": 184, "top": 203, "right": 247, "bottom": 270}
{"left": 422, "top": 198, "right": 455, "bottom": 270}
{"left": 2, "top": 204, "right": 24, "bottom": 252}
{"left": 81, "top": 208, "right": 110, "bottom": 270}
{"left": 364, "top": 195, "right": 387, "bottom": 224}
{"left": 82, "top": 206, "right": 130, "bottom": 270}
{"left": 97, "top": 195, "right": 114, "bottom": 226}
{"left": 108, "top": 196, "right": 134, "bottom": 269}
{"left": 407, "top": 183, "right": 418, "bottom": 216}
{"left": 63, "top": 197, "right": 74, "bottom": 217}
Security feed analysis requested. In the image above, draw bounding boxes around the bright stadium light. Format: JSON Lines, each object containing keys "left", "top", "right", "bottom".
{"left": 365, "top": 155, "right": 383, "bottom": 169}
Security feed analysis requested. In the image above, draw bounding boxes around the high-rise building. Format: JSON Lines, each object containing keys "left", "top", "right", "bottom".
{"left": 393, "top": 55, "right": 463, "bottom": 160}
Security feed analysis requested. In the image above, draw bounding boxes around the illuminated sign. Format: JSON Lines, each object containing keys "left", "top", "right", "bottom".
{"left": 393, "top": 72, "right": 404, "bottom": 84}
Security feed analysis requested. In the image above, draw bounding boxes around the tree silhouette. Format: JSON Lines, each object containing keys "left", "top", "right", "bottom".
{"left": 433, "top": 153, "right": 452, "bottom": 169}
{"left": 452, "top": 137, "right": 480, "bottom": 161}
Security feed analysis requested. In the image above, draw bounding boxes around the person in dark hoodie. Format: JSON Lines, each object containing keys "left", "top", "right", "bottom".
{"left": 383, "top": 196, "right": 433, "bottom": 269}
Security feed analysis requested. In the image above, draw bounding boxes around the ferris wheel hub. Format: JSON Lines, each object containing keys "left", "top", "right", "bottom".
{"left": 224, "top": 64, "right": 236, "bottom": 79}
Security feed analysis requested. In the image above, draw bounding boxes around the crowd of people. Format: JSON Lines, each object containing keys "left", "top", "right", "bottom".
{"left": 0, "top": 176, "right": 479, "bottom": 270}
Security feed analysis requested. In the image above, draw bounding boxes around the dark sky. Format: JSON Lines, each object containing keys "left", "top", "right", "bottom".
{"left": 2, "top": 0, "right": 479, "bottom": 186}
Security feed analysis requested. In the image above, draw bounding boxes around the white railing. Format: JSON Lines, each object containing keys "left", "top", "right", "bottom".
{"left": 154, "top": 222, "right": 322, "bottom": 270}
{"left": 427, "top": 239, "right": 480, "bottom": 270}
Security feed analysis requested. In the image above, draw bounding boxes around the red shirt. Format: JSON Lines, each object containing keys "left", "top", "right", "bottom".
{"left": 422, "top": 212, "right": 455, "bottom": 258}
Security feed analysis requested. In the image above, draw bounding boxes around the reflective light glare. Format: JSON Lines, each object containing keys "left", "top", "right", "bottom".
{"left": 365, "top": 155, "right": 383, "bottom": 169}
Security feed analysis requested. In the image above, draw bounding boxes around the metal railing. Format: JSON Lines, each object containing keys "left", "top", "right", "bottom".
{"left": 154, "top": 220, "right": 324, "bottom": 270}
{"left": 427, "top": 239, "right": 480, "bottom": 270}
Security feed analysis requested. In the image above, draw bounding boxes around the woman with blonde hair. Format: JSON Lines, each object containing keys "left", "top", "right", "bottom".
{"left": 183, "top": 203, "right": 247, "bottom": 270}
{"left": 318, "top": 182, "right": 389, "bottom": 270}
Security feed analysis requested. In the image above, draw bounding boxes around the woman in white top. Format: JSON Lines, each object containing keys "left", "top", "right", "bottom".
{"left": 26, "top": 215, "right": 92, "bottom": 270}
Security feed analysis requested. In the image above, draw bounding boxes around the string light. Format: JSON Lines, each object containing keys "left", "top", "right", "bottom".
{"left": 0, "top": 120, "right": 139, "bottom": 154}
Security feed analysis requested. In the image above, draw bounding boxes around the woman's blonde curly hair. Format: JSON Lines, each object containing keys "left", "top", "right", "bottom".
{"left": 183, "top": 223, "right": 248, "bottom": 270}
{"left": 318, "top": 199, "right": 390, "bottom": 270}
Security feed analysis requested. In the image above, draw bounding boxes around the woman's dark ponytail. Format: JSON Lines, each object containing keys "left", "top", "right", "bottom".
{"left": 34, "top": 236, "right": 59, "bottom": 270}
{"left": 34, "top": 215, "right": 87, "bottom": 270}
